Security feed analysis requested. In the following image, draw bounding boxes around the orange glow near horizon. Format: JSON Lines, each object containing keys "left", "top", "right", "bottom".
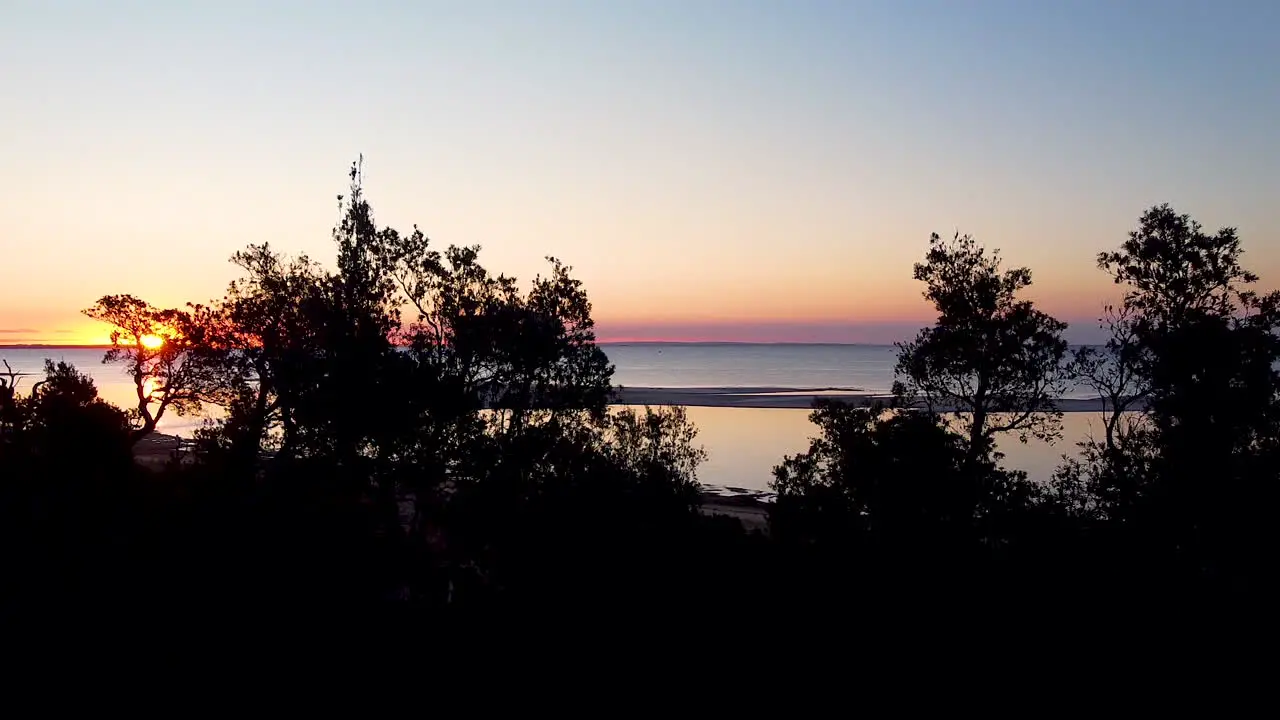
{"left": 139, "top": 334, "right": 165, "bottom": 350}
{"left": 3, "top": 4, "right": 1280, "bottom": 357}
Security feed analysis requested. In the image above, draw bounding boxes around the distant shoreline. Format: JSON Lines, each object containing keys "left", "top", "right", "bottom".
{"left": 1, "top": 341, "right": 1106, "bottom": 350}
{"left": 14, "top": 342, "right": 882, "bottom": 349}
{"left": 597, "top": 341, "right": 897, "bottom": 347}
{"left": 613, "top": 386, "right": 1143, "bottom": 412}
{"left": 2, "top": 341, "right": 883, "bottom": 352}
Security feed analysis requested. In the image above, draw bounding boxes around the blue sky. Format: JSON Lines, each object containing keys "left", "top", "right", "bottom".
{"left": 1, "top": 0, "right": 1276, "bottom": 343}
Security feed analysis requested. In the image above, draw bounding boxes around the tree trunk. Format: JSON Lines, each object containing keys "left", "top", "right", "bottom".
{"left": 128, "top": 388, "right": 159, "bottom": 445}
{"left": 1104, "top": 403, "right": 1120, "bottom": 452}
{"left": 128, "top": 416, "right": 157, "bottom": 446}
{"left": 967, "top": 376, "right": 989, "bottom": 465}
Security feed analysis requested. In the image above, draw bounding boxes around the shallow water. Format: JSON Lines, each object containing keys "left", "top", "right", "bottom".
{"left": 603, "top": 342, "right": 1104, "bottom": 399}
{"left": 605, "top": 342, "right": 901, "bottom": 391}
{"left": 683, "top": 405, "right": 1114, "bottom": 493}
{"left": 2, "top": 345, "right": 1116, "bottom": 490}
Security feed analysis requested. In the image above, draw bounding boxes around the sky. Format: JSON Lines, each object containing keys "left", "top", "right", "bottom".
{"left": 1, "top": 0, "right": 1277, "bottom": 345}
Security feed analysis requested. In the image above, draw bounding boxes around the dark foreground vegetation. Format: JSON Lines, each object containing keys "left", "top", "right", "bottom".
{"left": 3, "top": 162, "right": 1278, "bottom": 618}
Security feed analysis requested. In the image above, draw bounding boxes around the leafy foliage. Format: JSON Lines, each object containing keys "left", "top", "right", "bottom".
{"left": 894, "top": 232, "right": 1071, "bottom": 456}
{"left": 771, "top": 400, "right": 1037, "bottom": 558}
{"left": 1098, "top": 204, "right": 1259, "bottom": 324}
{"left": 82, "top": 294, "right": 231, "bottom": 442}
{"left": 1058, "top": 204, "right": 1280, "bottom": 587}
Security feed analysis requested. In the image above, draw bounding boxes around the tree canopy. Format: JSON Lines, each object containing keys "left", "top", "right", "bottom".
{"left": 894, "top": 231, "right": 1070, "bottom": 458}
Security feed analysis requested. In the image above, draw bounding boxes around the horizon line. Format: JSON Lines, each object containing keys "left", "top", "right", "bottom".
{"left": 0, "top": 341, "right": 894, "bottom": 350}
{"left": 597, "top": 340, "right": 897, "bottom": 346}
{"left": 0, "top": 344, "right": 112, "bottom": 350}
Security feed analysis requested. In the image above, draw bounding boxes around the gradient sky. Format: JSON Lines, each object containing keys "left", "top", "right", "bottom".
{"left": 2, "top": 0, "right": 1277, "bottom": 345}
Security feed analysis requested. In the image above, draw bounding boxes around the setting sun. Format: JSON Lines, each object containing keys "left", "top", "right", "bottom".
{"left": 139, "top": 334, "right": 165, "bottom": 350}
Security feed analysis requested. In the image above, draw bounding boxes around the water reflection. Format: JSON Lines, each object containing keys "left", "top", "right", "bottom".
{"left": 1, "top": 347, "right": 1125, "bottom": 490}
{"left": 681, "top": 406, "right": 1123, "bottom": 493}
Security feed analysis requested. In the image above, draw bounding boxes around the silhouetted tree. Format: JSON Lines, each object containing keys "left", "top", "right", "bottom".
{"left": 1097, "top": 205, "right": 1280, "bottom": 453}
{"left": 0, "top": 359, "right": 30, "bottom": 445}
{"left": 211, "top": 244, "right": 321, "bottom": 453}
{"left": 772, "top": 400, "right": 1037, "bottom": 555}
{"left": 385, "top": 233, "right": 614, "bottom": 435}
{"left": 311, "top": 158, "right": 405, "bottom": 466}
{"left": 1070, "top": 304, "right": 1149, "bottom": 452}
{"left": 157, "top": 160, "right": 706, "bottom": 606}
{"left": 1060, "top": 204, "right": 1280, "bottom": 590}
{"left": 83, "top": 295, "right": 231, "bottom": 443}
{"left": 772, "top": 402, "right": 971, "bottom": 549}
{"left": 439, "top": 404, "right": 706, "bottom": 607}
{"left": 894, "top": 232, "right": 1071, "bottom": 462}
{"left": 1098, "top": 204, "right": 1260, "bottom": 326}
{"left": 1050, "top": 303, "right": 1155, "bottom": 517}
{"left": 1, "top": 359, "right": 131, "bottom": 464}
{"left": 603, "top": 405, "right": 706, "bottom": 500}
{"left": 0, "top": 360, "right": 138, "bottom": 604}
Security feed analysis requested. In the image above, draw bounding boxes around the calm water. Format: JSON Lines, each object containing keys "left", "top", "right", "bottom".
{"left": 605, "top": 343, "right": 900, "bottom": 391}
{"left": 2, "top": 344, "right": 1109, "bottom": 491}
{"left": 2, "top": 348, "right": 212, "bottom": 435}
{"left": 605, "top": 344, "right": 1112, "bottom": 490}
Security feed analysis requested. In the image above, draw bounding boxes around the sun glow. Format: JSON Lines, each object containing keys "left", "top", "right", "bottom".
{"left": 139, "top": 334, "right": 165, "bottom": 350}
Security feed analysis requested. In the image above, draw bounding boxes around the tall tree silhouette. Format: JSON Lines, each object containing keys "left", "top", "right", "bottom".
{"left": 164, "top": 159, "right": 700, "bottom": 604}
{"left": 1097, "top": 205, "right": 1280, "bottom": 466}
{"left": 196, "top": 243, "right": 330, "bottom": 461}
{"left": 894, "top": 232, "right": 1070, "bottom": 462}
{"left": 1059, "top": 203, "right": 1280, "bottom": 589}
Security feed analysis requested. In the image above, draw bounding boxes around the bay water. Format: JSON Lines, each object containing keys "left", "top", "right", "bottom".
{"left": 2, "top": 344, "right": 1109, "bottom": 491}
